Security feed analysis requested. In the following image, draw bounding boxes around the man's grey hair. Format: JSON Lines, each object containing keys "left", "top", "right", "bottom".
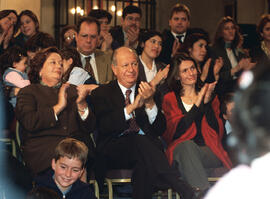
{"left": 111, "top": 47, "right": 138, "bottom": 66}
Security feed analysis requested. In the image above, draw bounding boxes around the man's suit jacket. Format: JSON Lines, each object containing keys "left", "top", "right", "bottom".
{"left": 158, "top": 28, "right": 205, "bottom": 64}
{"left": 82, "top": 49, "right": 114, "bottom": 84}
{"left": 158, "top": 30, "right": 176, "bottom": 65}
{"left": 90, "top": 80, "right": 166, "bottom": 152}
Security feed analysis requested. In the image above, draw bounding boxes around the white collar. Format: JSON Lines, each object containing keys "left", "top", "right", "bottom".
{"left": 139, "top": 56, "right": 156, "bottom": 72}
{"left": 171, "top": 31, "right": 186, "bottom": 41}
{"left": 79, "top": 52, "right": 95, "bottom": 59}
{"left": 118, "top": 81, "right": 136, "bottom": 96}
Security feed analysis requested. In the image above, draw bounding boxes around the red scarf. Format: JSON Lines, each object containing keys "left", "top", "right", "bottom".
{"left": 162, "top": 92, "right": 232, "bottom": 169}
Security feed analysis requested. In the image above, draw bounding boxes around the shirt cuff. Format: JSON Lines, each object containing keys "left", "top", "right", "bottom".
{"left": 79, "top": 107, "right": 89, "bottom": 120}
{"left": 145, "top": 104, "right": 158, "bottom": 124}
{"left": 124, "top": 107, "right": 133, "bottom": 121}
{"left": 54, "top": 113, "right": 58, "bottom": 121}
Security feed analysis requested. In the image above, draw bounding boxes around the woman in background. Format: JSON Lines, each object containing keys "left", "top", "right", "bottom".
{"left": 14, "top": 10, "right": 39, "bottom": 48}
{"left": 250, "top": 14, "right": 270, "bottom": 64}
{"left": 210, "top": 16, "right": 253, "bottom": 97}
{"left": 179, "top": 33, "right": 223, "bottom": 84}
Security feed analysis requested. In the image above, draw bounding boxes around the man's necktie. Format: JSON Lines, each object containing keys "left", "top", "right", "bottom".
{"left": 125, "top": 89, "right": 140, "bottom": 133}
{"left": 177, "top": 35, "right": 184, "bottom": 43}
{"left": 85, "top": 56, "right": 95, "bottom": 81}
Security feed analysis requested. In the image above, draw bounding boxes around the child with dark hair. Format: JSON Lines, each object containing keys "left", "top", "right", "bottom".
{"left": 220, "top": 92, "right": 235, "bottom": 135}
{"left": 61, "top": 48, "right": 95, "bottom": 85}
{"left": 1, "top": 46, "right": 30, "bottom": 107}
{"left": 34, "top": 138, "right": 96, "bottom": 199}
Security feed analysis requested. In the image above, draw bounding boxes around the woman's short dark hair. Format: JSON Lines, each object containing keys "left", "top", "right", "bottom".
{"left": 0, "top": 10, "right": 11, "bottom": 20}
{"left": 88, "top": 9, "right": 112, "bottom": 23}
{"left": 137, "top": 30, "right": 162, "bottom": 55}
{"left": 61, "top": 47, "right": 83, "bottom": 83}
{"left": 166, "top": 53, "right": 200, "bottom": 95}
{"left": 179, "top": 33, "right": 209, "bottom": 55}
{"left": 214, "top": 16, "right": 241, "bottom": 49}
{"left": 28, "top": 47, "right": 61, "bottom": 84}
{"left": 257, "top": 14, "right": 270, "bottom": 40}
{"left": 18, "top": 10, "right": 39, "bottom": 32}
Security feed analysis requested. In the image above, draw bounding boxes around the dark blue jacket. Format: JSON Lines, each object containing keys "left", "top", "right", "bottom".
{"left": 34, "top": 169, "right": 96, "bottom": 199}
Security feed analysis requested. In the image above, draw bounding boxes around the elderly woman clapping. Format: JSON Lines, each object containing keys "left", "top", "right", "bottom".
{"left": 16, "top": 47, "right": 96, "bottom": 175}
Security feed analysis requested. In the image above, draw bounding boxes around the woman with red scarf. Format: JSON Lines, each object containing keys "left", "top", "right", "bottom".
{"left": 162, "top": 53, "right": 232, "bottom": 193}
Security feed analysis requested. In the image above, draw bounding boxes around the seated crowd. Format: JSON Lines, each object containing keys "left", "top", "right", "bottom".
{"left": 0, "top": 3, "right": 268, "bottom": 199}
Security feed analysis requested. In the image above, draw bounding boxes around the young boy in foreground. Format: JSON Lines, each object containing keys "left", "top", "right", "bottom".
{"left": 33, "top": 138, "right": 96, "bottom": 199}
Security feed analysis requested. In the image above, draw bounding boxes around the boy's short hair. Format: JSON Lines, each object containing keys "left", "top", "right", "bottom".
{"left": 88, "top": 9, "right": 112, "bottom": 23}
{"left": 220, "top": 93, "right": 234, "bottom": 116}
{"left": 170, "top": 3, "right": 190, "bottom": 20}
{"left": 122, "top": 5, "right": 142, "bottom": 19}
{"left": 54, "top": 138, "right": 88, "bottom": 168}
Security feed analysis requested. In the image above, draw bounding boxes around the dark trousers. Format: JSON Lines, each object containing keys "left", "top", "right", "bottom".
{"left": 98, "top": 134, "right": 195, "bottom": 199}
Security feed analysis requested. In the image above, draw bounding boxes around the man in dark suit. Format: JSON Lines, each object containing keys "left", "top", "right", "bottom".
{"left": 158, "top": 4, "right": 191, "bottom": 64}
{"left": 75, "top": 17, "right": 114, "bottom": 85}
{"left": 90, "top": 47, "right": 195, "bottom": 199}
{"left": 110, "top": 5, "right": 143, "bottom": 51}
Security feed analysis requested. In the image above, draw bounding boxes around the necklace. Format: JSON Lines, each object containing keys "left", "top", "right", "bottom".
{"left": 181, "top": 96, "right": 194, "bottom": 104}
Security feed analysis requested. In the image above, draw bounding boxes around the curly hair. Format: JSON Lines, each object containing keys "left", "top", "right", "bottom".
{"left": 28, "top": 47, "right": 61, "bottom": 84}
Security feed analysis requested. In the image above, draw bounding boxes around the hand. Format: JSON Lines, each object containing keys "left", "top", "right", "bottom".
{"left": 139, "top": 82, "right": 156, "bottom": 109}
{"left": 204, "top": 81, "right": 216, "bottom": 104}
{"left": 53, "top": 83, "right": 70, "bottom": 115}
{"left": 14, "top": 87, "right": 20, "bottom": 96}
{"left": 126, "top": 94, "right": 144, "bottom": 115}
{"left": 195, "top": 84, "right": 208, "bottom": 107}
{"left": 150, "top": 64, "right": 170, "bottom": 87}
{"left": 126, "top": 26, "right": 139, "bottom": 47}
{"left": 133, "top": 94, "right": 145, "bottom": 109}
{"left": 76, "top": 85, "right": 90, "bottom": 105}
{"left": 231, "top": 58, "right": 248, "bottom": 76}
{"left": 200, "top": 58, "right": 211, "bottom": 82}
{"left": 100, "top": 32, "right": 113, "bottom": 51}
{"left": 242, "top": 58, "right": 256, "bottom": 71}
{"left": 213, "top": 57, "right": 223, "bottom": 81}
{"left": 77, "top": 84, "right": 99, "bottom": 96}
{"left": 171, "top": 39, "right": 181, "bottom": 57}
